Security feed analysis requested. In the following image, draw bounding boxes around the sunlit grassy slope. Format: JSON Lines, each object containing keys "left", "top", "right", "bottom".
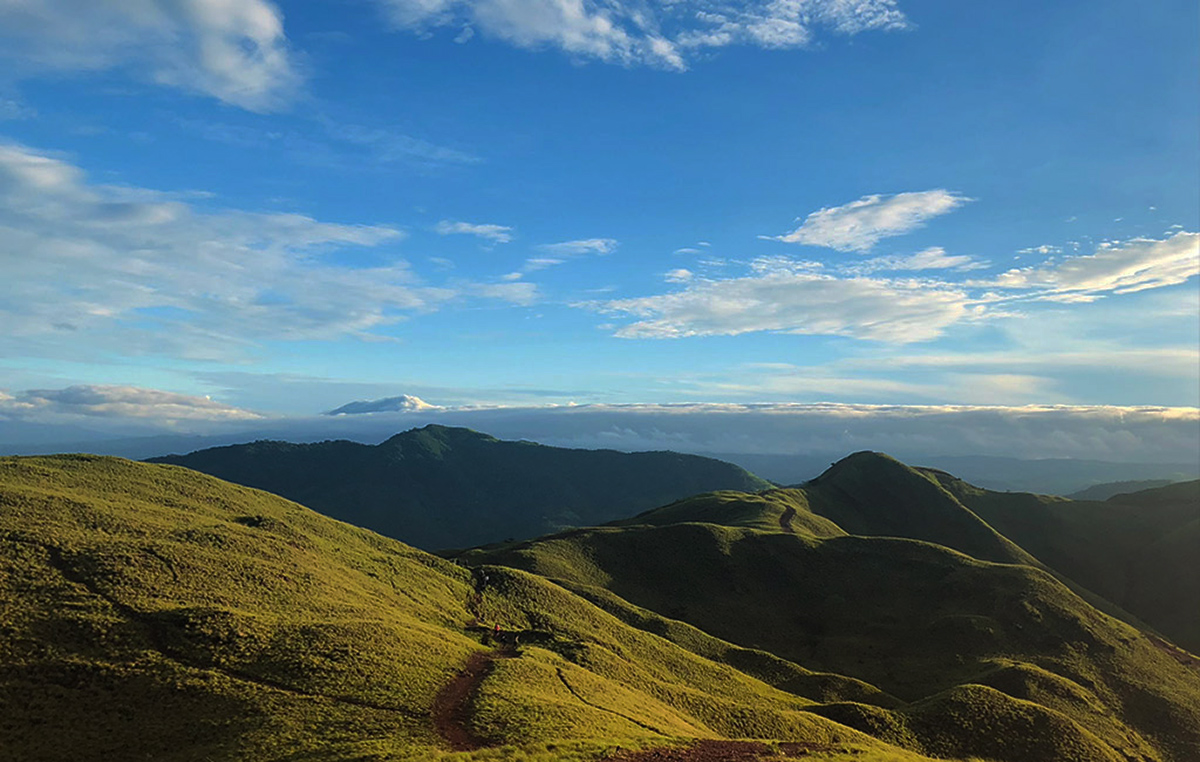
{"left": 465, "top": 453, "right": 1200, "bottom": 762}
{"left": 147, "top": 425, "right": 774, "bottom": 551}
{"left": 2, "top": 454, "right": 955, "bottom": 762}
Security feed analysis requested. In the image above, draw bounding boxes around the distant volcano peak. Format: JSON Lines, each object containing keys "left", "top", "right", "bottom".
{"left": 325, "top": 394, "right": 437, "bottom": 416}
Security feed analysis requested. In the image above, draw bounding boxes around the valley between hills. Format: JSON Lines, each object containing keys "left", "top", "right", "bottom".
{"left": 2, "top": 426, "right": 1198, "bottom": 761}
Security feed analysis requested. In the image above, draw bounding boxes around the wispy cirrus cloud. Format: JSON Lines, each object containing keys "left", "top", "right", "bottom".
{"left": 436, "top": 220, "right": 514, "bottom": 243}
{"left": 538, "top": 238, "right": 619, "bottom": 256}
{"left": 986, "top": 231, "right": 1199, "bottom": 302}
{"left": 588, "top": 231, "right": 1197, "bottom": 345}
{"left": 0, "top": 141, "right": 475, "bottom": 360}
{"left": 0, "top": 0, "right": 300, "bottom": 111}
{"left": 594, "top": 256, "right": 974, "bottom": 343}
{"left": 510, "top": 237, "right": 619, "bottom": 275}
{"left": 768, "top": 190, "right": 973, "bottom": 252}
{"left": 845, "top": 246, "right": 985, "bottom": 274}
{"left": 375, "top": 0, "right": 909, "bottom": 70}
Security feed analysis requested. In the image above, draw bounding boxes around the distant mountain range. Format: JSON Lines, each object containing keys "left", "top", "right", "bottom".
{"left": 715, "top": 452, "right": 1200, "bottom": 495}
{"left": 148, "top": 425, "right": 773, "bottom": 550}
{"left": 3, "top": 451, "right": 1197, "bottom": 761}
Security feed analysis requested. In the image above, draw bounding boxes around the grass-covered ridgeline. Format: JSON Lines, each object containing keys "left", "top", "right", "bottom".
{"left": 2, "top": 454, "right": 947, "bottom": 762}
{"left": 4, "top": 451, "right": 1199, "bottom": 761}
{"left": 464, "top": 453, "right": 1200, "bottom": 762}
{"left": 147, "top": 425, "right": 774, "bottom": 551}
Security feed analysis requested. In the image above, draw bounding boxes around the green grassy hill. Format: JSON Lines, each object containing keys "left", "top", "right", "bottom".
{"left": 0, "top": 454, "right": 952, "bottom": 762}
{"left": 147, "top": 425, "right": 773, "bottom": 551}
{"left": 464, "top": 456, "right": 1200, "bottom": 762}
{"left": 5, "top": 452, "right": 1199, "bottom": 762}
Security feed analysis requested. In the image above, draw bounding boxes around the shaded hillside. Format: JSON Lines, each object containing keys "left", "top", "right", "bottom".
{"left": 1068, "top": 479, "right": 1175, "bottom": 501}
{"left": 1, "top": 455, "right": 949, "bottom": 762}
{"left": 930, "top": 474, "right": 1200, "bottom": 653}
{"left": 149, "top": 425, "right": 773, "bottom": 550}
{"left": 712, "top": 452, "right": 1199, "bottom": 496}
{"left": 465, "top": 454, "right": 1200, "bottom": 762}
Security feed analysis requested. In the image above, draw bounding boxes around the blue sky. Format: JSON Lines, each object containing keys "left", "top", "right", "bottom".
{"left": 0, "top": 0, "right": 1197, "bottom": 446}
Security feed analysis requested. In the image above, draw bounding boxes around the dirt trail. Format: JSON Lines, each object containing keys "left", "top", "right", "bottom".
{"left": 432, "top": 646, "right": 520, "bottom": 751}
{"left": 1148, "top": 634, "right": 1200, "bottom": 671}
{"left": 600, "top": 740, "right": 844, "bottom": 761}
{"left": 432, "top": 651, "right": 494, "bottom": 750}
{"left": 778, "top": 506, "right": 797, "bottom": 533}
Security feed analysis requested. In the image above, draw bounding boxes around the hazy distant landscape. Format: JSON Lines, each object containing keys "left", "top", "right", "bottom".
{"left": 2, "top": 0, "right": 1198, "bottom": 759}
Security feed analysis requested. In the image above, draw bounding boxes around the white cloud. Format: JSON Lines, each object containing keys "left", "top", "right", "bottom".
{"left": 596, "top": 257, "right": 974, "bottom": 343}
{"left": 538, "top": 237, "right": 619, "bottom": 256}
{"left": 436, "top": 220, "right": 514, "bottom": 243}
{"left": 376, "top": 0, "right": 908, "bottom": 69}
{"left": 847, "top": 246, "right": 984, "bottom": 273}
{"left": 0, "top": 385, "right": 261, "bottom": 422}
{"left": 1017, "top": 244, "right": 1062, "bottom": 256}
{"left": 471, "top": 280, "right": 539, "bottom": 305}
{"left": 0, "top": 141, "right": 460, "bottom": 357}
{"left": 988, "top": 232, "right": 1199, "bottom": 301}
{"left": 0, "top": 0, "right": 300, "bottom": 111}
{"left": 769, "top": 190, "right": 973, "bottom": 252}
{"left": 516, "top": 237, "right": 619, "bottom": 274}
{"left": 523, "top": 257, "right": 566, "bottom": 271}
{"left": 664, "top": 268, "right": 693, "bottom": 283}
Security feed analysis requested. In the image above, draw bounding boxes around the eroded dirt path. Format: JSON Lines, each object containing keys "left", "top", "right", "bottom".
{"left": 433, "top": 645, "right": 521, "bottom": 751}
{"left": 600, "top": 740, "right": 845, "bottom": 761}
{"left": 432, "top": 651, "right": 494, "bottom": 751}
{"left": 778, "top": 506, "right": 797, "bottom": 533}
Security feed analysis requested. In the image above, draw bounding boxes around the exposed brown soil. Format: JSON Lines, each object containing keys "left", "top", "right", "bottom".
{"left": 779, "top": 506, "right": 797, "bottom": 533}
{"left": 1148, "top": 634, "right": 1200, "bottom": 671}
{"left": 432, "top": 651, "right": 494, "bottom": 751}
{"left": 601, "top": 740, "right": 847, "bottom": 761}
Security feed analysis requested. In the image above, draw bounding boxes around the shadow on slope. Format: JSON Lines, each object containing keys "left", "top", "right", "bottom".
{"left": 463, "top": 453, "right": 1200, "bottom": 762}
{"left": 1, "top": 455, "right": 941, "bottom": 762}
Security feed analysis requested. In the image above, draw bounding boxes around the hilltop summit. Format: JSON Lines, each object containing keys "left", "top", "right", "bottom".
{"left": 149, "top": 426, "right": 772, "bottom": 549}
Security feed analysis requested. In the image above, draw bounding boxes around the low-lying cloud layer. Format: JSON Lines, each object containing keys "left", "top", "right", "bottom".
{"left": 0, "top": 385, "right": 260, "bottom": 423}
{"left": 3, "top": 385, "right": 1196, "bottom": 466}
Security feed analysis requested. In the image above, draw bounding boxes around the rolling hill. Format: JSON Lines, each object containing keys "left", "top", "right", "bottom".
{"left": 4, "top": 451, "right": 1199, "bottom": 761}
{"left": 463, "top": 453, "right": 1200, "bottom": 761}
{"left": 147, "top": 425, "right": 773, "bottom": 550}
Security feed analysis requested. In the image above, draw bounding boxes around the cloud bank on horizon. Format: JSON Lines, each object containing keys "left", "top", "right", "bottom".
{"left": 0, "top": 0, "right": 1197, "bottom": 439}
{"left": 2, "top": 384, "right": 1197, "bottom": 465}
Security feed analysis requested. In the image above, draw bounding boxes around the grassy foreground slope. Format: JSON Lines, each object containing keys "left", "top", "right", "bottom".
{"left": 465, "top": 455, "right": 1200, "bottom": 762}
{"left": 1, "top": 455, "right": 948, "bottom": 762}
{"left": 148, "top": 425, "right": 773, "bottom": 551}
